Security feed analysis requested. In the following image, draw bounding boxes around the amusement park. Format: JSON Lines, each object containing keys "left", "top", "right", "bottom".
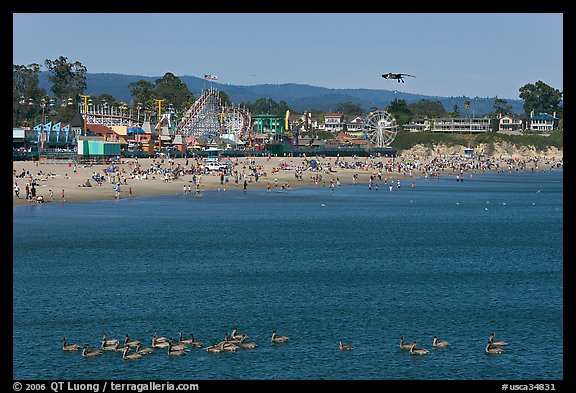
{"left": 13, "top": 87, "right": 399, "bottom": 162}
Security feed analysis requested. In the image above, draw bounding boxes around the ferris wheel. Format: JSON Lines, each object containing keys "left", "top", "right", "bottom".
{"left": 362, "top": 110, "right": 398, "bottom": 147}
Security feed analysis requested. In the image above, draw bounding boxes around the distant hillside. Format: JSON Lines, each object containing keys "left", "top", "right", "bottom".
{"left": 38, "top": 72, "right": 525, "bottom": 115}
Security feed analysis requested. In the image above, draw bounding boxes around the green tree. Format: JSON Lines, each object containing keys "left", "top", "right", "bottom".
{"left": 13, "top": 63, "right": 47, "bottom": 126}
{"left": 128, "top": 80, "right": 155, "bottom": 111}
{"left": 241, "top": 98, "right": 290, "bottom": 116}
{"left": 407, "top": 99, "right": 446, "bottom": 119}
{"left": 218, "top": 90, "right": 232, "bottom": 107}
{"left": 452, "top": 104, "right": 460, "bottom": 117}
{"left": 519, "top": 80, "right": 563, "bottom": 116}
{"left": 464, "top": 99, "right": 470, "bottom": 117}
{"left": 44, "top": 56, "right": 87, "bottom": 101}
{"left": 94, "top": 93, "right": 118, "bottom": 107}
{"left": 387, "top": 98, "right": 412, "bottom": 126}
{"left": 492, "top": 97, "right": 513, "bottom": 116}
{"left": 44, "top": 56, "right": 87, "bottom": 122}
{"left": 332, "top": 102, "right": 365, "bottom": 118}
{"left": 154, "top": 72, "right": 194, "bottom": 113}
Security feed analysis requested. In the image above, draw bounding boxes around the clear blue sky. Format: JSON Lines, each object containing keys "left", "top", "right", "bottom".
{"left": 13, "top": 13, "right": 563, "bottom": 100}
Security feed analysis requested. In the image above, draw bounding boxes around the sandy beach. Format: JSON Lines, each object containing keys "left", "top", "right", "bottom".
{"left": 12, "top": 149, "right": 563, "bottom": 206}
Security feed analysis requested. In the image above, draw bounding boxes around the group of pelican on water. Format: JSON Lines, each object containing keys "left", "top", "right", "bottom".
{"left": 63, "top": 330, "right": 508, "bottom": 359}
{"left": 63, "top": 326, "right": 287, "bottom": 359}
{"left": 399, "top": 333, "right": 508, "bottom": 355}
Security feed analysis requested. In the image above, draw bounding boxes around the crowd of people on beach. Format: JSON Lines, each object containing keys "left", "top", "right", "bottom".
{"left": 13, "top": 152, "right": 563, "bottom": 204}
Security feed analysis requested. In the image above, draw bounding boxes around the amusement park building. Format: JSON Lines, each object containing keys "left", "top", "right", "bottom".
{"left": 318, "top": 113, "right": 345, "bottom": 133}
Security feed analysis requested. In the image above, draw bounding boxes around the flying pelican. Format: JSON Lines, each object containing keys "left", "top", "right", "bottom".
{"left": 382, "top": 73, "right": 416, "bottom": 83}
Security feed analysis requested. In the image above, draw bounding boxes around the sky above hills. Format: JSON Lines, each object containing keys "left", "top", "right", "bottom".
{"left": 13, "top": 13, "right": 563, "bottom": 100}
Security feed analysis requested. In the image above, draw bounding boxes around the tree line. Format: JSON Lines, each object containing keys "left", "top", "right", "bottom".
{"left": 13, "top": 56, "right": 563, "bottom": 129}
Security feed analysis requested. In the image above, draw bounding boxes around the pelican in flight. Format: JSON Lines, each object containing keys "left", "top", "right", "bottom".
{"left": 382, "top": 73, "right": 416, "bottom": 83}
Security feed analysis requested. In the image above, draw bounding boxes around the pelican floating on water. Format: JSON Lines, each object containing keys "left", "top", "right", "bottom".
{"left": 400, "top": 336, "right": 415, "bottom": 350}
{"left": 101, "top": 333, "right": 119, "bottom": 347}
{"left": 488, "top": 333, "right": 508, "bottom": 346}
{"left": 409, "top": 342, "right": 429, "bottom": 355}
{"left": 231, "top": 326, "right": 248, "bottom": 340}
{"left": 124, "top": 334, "right": 141, "bottom": 348}
{"left": 485, "top": 341, "right": 504, "bottom": 354}
{"left": 152, "top": 334, "right": 170, "bottom": 348}
{"left": 188, "top": 334, "right": 203, "bottom": 348}
{"left": 135, "top": 343, "right": 154, "bottom": 355}
{"left": 168, "top": 337, "right": 188, "bottom": 351}
{"left": 62, "top": 338, "right": 81, "bottom": 351}
{"left": 122, "top": 346, "right": 142, "bottom": 360}
{"left": 239, "top": 335, "right": 257, "bottom": 349}
{"left": 82, "top": 343, "right": 103, "bottom": 358}
{"left": 339, "top": 338, "right": 353, "bottom": 351}
{"left": 271, "top": 330, "right": 289, "bottom": 343}
{"left": 433, "top": 336, "right": 449, "bottom": 348}
{"left": 167, "top": 342, "right": 187, "bottom": 356}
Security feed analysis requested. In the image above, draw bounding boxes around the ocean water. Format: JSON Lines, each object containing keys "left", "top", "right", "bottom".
{"left": 13, "top": 170, "right": 563, "bottom": 380}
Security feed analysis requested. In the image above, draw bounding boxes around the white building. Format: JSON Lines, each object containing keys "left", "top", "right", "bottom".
{"left": 431, "top": 117, "right": 497, "bottom": 133}
{"left": 318, "top": 113, "right": 345, "bottom": 133}
{"left": 527, "top": 111, "right": 559, "bottom": 132}
{"left": 403, "top": 119, "right": 432, "bottom": 132}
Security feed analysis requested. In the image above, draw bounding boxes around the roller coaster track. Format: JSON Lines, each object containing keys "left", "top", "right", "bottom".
{"left": 176, "top": 88, "right": 220, "bottom": 138}
{"left": 83, "top": 108, "right": 140, "bottom": 127}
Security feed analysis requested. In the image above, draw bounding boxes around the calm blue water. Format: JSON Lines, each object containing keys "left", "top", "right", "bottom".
{"left": 13, "top": 170, "right": 563, "bottom": 380}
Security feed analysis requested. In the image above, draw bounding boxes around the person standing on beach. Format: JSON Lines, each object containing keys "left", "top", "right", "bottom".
{"left": 243, "top": 180, "right": 248, "bottom": 191}
{"left": 61, "top": 189, "right": 65, "bottom": 201}
{"left": 49, "top": 189, "right": 54, "bottom": 201}
{"left": 25, "top": 183, "right": 30, "bottom": 200}
{"left": 14, "top": 183, "right": 20, "bottom": 198}
{"left": 129, "top": 187, "right": 133, "bottom": 197}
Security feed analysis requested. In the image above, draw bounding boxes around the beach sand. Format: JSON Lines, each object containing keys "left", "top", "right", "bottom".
{"left": 12, "top": 152, "right": 562, "bottom": 206}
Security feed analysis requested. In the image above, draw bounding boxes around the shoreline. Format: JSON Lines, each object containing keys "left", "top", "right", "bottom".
{"left": 12, "top": 154, "right": 563, "bottom": 207}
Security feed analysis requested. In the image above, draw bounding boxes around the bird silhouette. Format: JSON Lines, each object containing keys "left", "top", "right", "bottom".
{"left": 382, "top": 73, "right": 416, "bottom": 83}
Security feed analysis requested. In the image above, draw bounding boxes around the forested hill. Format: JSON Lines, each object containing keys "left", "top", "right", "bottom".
{"left": 38, "top": 72, "right": 525, "bottom": 115}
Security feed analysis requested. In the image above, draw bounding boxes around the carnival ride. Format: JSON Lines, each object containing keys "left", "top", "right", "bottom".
{"left": 362, "top": 109, "right": 398, "bottom": 147}
{"left": 175, "top": 88, "right": 251, "bottom": 142}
